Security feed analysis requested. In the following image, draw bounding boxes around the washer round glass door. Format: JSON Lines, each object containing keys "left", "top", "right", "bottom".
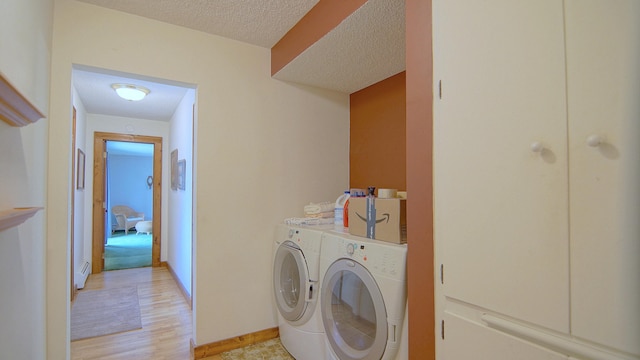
{"left": 321, "top": 259, "right": 387, "bottom": 360}
{"left": 273, "top": 241, "right": 309, "bottom": 322}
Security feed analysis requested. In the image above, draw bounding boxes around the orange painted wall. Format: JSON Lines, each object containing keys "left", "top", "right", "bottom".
{"left": 349, "top": 72, "right": 406, "bottom": 192}
{"left": 406, "top": 0, "right": 435, "bottom": 359}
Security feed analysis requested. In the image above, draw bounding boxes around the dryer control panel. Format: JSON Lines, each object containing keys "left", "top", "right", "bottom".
{"left": 333, "top": 236, "right": 407, "bottom": 281}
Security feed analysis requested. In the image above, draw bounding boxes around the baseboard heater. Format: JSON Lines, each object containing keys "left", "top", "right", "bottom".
{"left": 76, "top": 261, "right": 91, "bottom": 289}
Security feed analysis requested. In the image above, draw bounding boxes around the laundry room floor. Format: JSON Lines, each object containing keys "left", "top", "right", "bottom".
{"left": 71, "top": 266, "right": 293, "bottom": 360}
{"left": 202, "top": 338, "right": 294, "bottom": 359}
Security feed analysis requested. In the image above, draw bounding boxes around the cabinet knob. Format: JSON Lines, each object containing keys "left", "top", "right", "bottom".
{"left": 530, "top": 142, "right": 544, "bottom": 153}
{"left": 586, "top": 135, "right": 603, "bottom": 147}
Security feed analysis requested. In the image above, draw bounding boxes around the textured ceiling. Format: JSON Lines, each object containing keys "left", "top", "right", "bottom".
{"left": 77, "top": 0, "right": 319, "bottom": 48}
{"left": 73, "top": 0, "right": 405, "bottom": 120}
{"left": 273, "top": 0, "right": 405, "bottom": 93}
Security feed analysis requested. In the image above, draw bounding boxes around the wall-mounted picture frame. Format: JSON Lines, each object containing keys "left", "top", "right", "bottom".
{"left": 177, "top": 159, "right": 186, "bottom": 191}
{"left": 77, "top": 149, "right": 85, "bottom": 190}
{"left": 171, "top": 149, "right": 178, "bottom": 190}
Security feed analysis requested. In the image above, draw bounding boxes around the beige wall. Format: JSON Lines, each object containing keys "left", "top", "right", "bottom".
{"left": 49, "top": 0, "right": 349, "bottom": 356}
{"left": 0, "top": 0, "right": 53, "bottom": 359}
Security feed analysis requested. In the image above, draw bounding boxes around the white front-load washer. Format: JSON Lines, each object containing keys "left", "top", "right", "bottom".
{"left": 273, "top": 223, "right": 328, "bottom": 360}
{"left": 319, "top": 231, "right": 408, "bottom": 360}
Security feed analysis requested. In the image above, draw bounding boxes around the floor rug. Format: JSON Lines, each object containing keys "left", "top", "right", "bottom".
{"left": 70, "top": 286, "right": 142, "bottom": 341}
{"left": 220, "top": 338, "right": 294, "bottom": 360}
{"left": 105, "top": 234, "right": 152, "bottom": 271}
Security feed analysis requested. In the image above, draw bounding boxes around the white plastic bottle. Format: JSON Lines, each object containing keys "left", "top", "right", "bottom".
{"left": 334, "top": 190, "right": 350, "bottom": 230}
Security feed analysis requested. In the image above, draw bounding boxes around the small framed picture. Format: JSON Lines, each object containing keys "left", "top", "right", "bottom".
{"left": 177, "top": 159, "right": 186, "bottom": 191}
{"left": 77, "top": 149, "right": 85, "bottom": 190}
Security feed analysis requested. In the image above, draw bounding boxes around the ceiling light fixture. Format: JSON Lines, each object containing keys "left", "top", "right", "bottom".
{"left": 111, "top": 83, "right": 150, "bottom": 101}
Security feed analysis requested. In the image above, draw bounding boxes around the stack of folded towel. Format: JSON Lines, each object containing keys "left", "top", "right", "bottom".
{"left": 284, "top": 201, "right": 335, "bottom": 226}
{"left": 303, "top": 202, "right": 335, "bottom": 218}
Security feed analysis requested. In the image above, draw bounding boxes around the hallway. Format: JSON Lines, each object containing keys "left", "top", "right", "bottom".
{"left": 71, "top": 267, "right": 193, "bottom": 359}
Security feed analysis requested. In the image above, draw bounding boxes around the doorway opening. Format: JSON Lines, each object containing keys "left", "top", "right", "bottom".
{"left": 104, "top": 140, "right": 154, "bottom": 271}
{"left": 92, "top": 132, "right": 163, "bottom": 274}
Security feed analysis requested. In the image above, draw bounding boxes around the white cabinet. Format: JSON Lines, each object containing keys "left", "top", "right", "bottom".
{"left": 433, "top": 0, "right": 639, "bottom": 359}
{"left": 442, "top": 313, "right": 569, "bottom": 360}
{"left": 565, "top": 0, "right": 640, "bottom": 355}
{"left": 434, "top": 0, "right": 570, "bottom": 333}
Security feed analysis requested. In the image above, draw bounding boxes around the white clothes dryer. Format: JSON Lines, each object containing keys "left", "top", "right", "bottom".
{"left": 319, "top": 231, "right": 408, "bottom": 360}
{"left": 273, "top": 224, "right": 328, "bottom": 360}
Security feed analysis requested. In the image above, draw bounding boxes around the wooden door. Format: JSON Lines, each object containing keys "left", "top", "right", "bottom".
{"left": 92, "top": 132, "right": 163, "bottom": 273}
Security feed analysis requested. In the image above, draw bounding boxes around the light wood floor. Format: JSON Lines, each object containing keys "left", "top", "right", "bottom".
{"left": 71, "top": 266, "right": 222, "bottom": 360}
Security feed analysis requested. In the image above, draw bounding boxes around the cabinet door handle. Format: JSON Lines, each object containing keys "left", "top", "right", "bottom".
{"left": 586, "top": 135, "right": 604, "bottom": 147}
{"left": 530, "top": 141, "right": 544, "bottom": 153}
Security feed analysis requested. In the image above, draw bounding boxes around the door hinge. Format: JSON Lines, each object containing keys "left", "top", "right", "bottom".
{"left": 440, "top": 263, "right": 444, "bottom": 284}
{"left": 441, "top": 319, "right": 445, "bottom": 340}
{"left": 103, "top": 151, "right": 107, "bottom": 158}
{"left": 438, "top": 80, "right": 442, "bottom": 99}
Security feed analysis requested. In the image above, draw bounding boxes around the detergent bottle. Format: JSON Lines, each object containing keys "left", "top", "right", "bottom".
{"left": 343, "top": 197, "right": 349, "bottom": 229}
{"left": 334, "top": 190, "right": 350, "bottom": 230}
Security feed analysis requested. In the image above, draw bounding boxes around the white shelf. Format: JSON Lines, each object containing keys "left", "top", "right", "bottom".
{"left": 0, "top": 73, "right": 45, "bottom": 127}
{"left": 0, "top": 207, "right": 43, "bottom": 232}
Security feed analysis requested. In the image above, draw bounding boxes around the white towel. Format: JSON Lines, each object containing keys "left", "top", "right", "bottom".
{"left": 303, "top": 201, "right": 335, "bottom": 215}
{"left": 284, "top": 217, "right": 335, "bottom": 226}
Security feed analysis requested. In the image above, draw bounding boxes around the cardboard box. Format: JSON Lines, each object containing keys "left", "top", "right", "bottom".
{"left": 348, "top": 197, "right": 407, "bottom": 244}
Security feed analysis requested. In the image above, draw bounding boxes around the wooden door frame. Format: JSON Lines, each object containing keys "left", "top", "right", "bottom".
{"left": 92, "top": 132, "right": 163, "bottom": 273}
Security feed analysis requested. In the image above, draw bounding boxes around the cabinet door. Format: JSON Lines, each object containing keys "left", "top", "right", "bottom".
{"left": 433, "top": 0, "right": 569, "bottom": 332}
{"left": 566, "top": 0, "right": 640, "bottom": 355}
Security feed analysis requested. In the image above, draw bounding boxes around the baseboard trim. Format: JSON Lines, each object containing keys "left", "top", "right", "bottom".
{"left": 192, "top": 327, "right": 279, "bottom": 359}
{"left": 163, "top": 261, "right": 192, "bottom": 308}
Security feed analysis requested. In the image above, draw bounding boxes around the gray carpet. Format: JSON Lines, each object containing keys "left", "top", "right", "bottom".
{"left": 70, "top": 286, "right": 142, "bottom": 341}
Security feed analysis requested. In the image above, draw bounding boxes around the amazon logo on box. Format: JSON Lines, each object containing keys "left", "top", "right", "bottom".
{"left": 348, "top": 197, "right": 407, "bottom": 244}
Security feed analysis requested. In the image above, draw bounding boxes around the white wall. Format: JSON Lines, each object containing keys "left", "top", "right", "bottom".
{"left": 169, "top": 90, "right": 194, "bottom": 296}
{"left": 49, "top": 0, "right": 349, "bottom": 355}
{"left": 0, "top": 0, "right": 52, "bottom": 358}
{"left": 108, "top": 153, "right": 154, "bottom": 222}
{"left": 0, "top": 0, "right": 52, "bottom": 111}
{"left": 0, "top": 124, "right": 48, "bottom": 360}
{"left": 71, "top": 87, "right": 88, "bottom": 289}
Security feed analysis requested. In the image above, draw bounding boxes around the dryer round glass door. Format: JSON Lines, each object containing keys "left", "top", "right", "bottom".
{"left": 321, "top": 259, "right": 387, "bottom": 360}
{"left": 273, "top": 241, "right": 309, "bottom": 322}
